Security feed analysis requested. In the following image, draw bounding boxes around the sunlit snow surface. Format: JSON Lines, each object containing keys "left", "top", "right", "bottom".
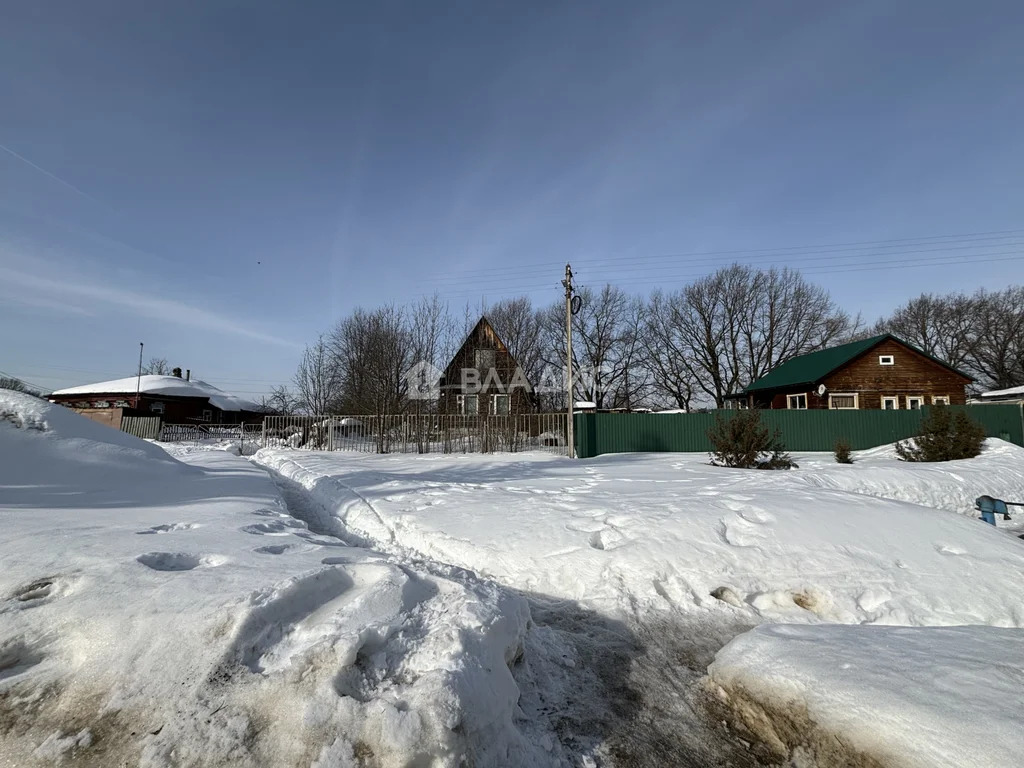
{"left": 4, "top": 387, "right": 1024, "bottom": 766}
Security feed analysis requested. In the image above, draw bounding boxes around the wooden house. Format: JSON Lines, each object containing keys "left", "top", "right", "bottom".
{"left": 730, "top": 334, "right": 972, "bottom": 410}
{"left": 437, "top": 317, "right": 535, "bottom": 415}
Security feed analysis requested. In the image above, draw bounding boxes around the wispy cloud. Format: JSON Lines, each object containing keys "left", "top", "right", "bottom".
{"left": 0, "top": 142, "right": 112, "bottom": 210}
{"left": 0, "top": 263, "right": 299, "bottom": 349}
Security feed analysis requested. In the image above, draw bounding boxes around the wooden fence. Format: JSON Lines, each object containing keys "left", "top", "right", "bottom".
{"left": 121, "top": 416, "right": 162, "bottom": 440}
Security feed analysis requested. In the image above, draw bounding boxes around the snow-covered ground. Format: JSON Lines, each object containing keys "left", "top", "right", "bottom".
{"left": 708, "top": 623, "right": 1024, "bottom": 768}
{"left": 0, "top": 392, "right": 559, "bottom": 766}
{"left": 5, "top": 387, "right": 1024, "bottom": 766}
{"left": 253, "top": 442, "right": 1024, "bottom": 766}
{"left": 253, "top": 446, "right": 1024, "bottom": 628}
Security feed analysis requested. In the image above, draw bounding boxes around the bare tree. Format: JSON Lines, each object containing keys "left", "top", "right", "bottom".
{"left": 259, "top": 385, "right": 302, "bottom": 415}
{"left": 0, "top": 376, "right": 42, "bottom": 397}
{"left": 142, "top": 357, "right": 171, "bottom": 375}
{"left": 642, "top": 291, "right": 699, "bottom": 410}
{"left": 542, "top": 285, "right": 649, "bottom": 409}
{"left": 648, "top": 265, "right": 852, "bottom": 408}
{"left": 293, "top": 336, "right": 342, "bottom": 415}
{"left": 964, "top": 287, "right": 1024, "bottom": 390}
{"left": 329, "top": 305, "right": 415, "bottom": 417}
{"left": 873, "top": 293, "right": 974, "bottom": 370}
{"left": 875, "top": 287, "right": 1024, "bottom": 390}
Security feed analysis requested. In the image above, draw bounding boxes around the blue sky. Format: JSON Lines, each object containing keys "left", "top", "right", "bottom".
{"left": 2, "top": 1, "right": 1022, "bottom": 398}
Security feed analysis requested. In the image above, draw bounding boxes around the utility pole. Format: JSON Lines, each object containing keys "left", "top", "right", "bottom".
{"left": 562, "top": 264, "right": 575, "bottom": 458}
{"left": 135, "top": 342, "right": 144, "bottom": 410}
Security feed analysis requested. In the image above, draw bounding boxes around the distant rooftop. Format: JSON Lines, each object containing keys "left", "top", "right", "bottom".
{"left": 51, "top": 375, "right": 258, "bottom": 412}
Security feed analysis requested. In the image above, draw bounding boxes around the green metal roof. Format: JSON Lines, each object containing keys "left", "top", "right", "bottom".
{"left": 743, "top": 334, "right": 970, "bottom": 393}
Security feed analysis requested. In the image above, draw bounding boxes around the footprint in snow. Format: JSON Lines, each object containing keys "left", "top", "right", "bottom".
{"left": 935, "top": 543, "right": 967, "bottom": 556}
{"left": 8, "top": 577, "right": 58, "bottom": 605}
{"left": 254, "top": 543, "right": 319, "bottom": 555}
{"left": 136, "top": 552, "right": 225, "bottom": 571}
{"left": 0, "top": 639, "right": 46, "bottom": 682}
{"left": 565, "top": 519, "right": 607, "bottom": 533}
{"left": 241, "top": 520, "right": 306, "bottom": 536}
{"left": 720, "top": 517, "right": 768, "bottom": 548}
{"left": 136, "top": 523, "right": 199, "bottom": 535}
{"left": 588, "top": 528, "right": 627, "bottom": 551}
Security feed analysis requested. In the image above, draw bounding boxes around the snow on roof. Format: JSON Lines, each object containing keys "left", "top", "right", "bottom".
{"left": 51, "top": 375, "right": 259, "bottom": 412}
{"left": 980, "top": 384, "right": 1024, "bottom": 398}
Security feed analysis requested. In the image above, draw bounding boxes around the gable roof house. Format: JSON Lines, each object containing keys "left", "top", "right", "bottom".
{"left": 50, "top": 368, "right": 264, "bottom": 429}
{"left": 730, "top": 334, "right": 972, "bottom": 410}
{"left": 437, "top": 316, "right": 535, "bottom": 416}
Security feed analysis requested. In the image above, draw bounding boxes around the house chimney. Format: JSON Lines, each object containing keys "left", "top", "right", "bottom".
{"left": 172, "top": 367, "right": 182, "bottom": 378}
{"left": 186, "top": 369, "right": 190, "bottom": 381}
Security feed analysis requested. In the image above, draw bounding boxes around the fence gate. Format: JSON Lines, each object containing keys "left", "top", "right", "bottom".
{"left": 121, "top": 416, "right": 162, "bottom": 440}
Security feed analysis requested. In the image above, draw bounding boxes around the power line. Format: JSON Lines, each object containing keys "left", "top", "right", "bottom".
{"left": 421, "top": 228, "right": 1024, "bottom": 283}
{"left": 413, "top": 251, "right": 1024, "bottom": 301}
{"left": 0, "top": 369, "right": 52, "bottom": 394}
{"left": 420, "top": 240, "right": 1024, "bottom": 292}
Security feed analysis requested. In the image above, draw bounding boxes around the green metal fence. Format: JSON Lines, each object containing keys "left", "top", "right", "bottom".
{"left": 574, "top": 404, "right": 1024, "bottom": 458}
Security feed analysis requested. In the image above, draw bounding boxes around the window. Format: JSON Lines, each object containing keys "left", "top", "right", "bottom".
{"left": 475, "top": 348, "right": 496, "bottom": 369}
{"left": 490, "top": 394, "right": 510, "bottom": 416}
{"left": 114, "top": 400, "right": 129, "bottom": 408}
{"left": 456, "top": 394, "right": 478, "bottom": 415}
{"left": 828, "top": 393, "right": 859, "bottom": 410}
{"left": 906, "top": 396, "right": 924, "bottom": 410}
{"left": 202, "top": 409, "right": 212, "bottom": 422}
{"left": 93, "top": 400, "right": 109, "bottom": 408}
{"left": 787, "top": 394, "right": 808, "bottom": 410}
{"left": 150, "top": 401, "right": 165, "bottom": 414}
{"left": 879, "top": 355, "right": 895, "bottom": 366}
{"left": 881, "top": 396, "right": 899, "bottom": 410}
{"left": 931, "top": 396, "right": 949, "bottom": 405}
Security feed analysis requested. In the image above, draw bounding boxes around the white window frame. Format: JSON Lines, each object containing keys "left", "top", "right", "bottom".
{"left": 787, "top": 393, "right": 808, "bottom": 410}
{"left": 879, "top": 355, "right": 895, "bottom": 366}
{"left": 490, "top": 393, "right": 510, "bottom": 416}
{"left": 201, "top": 409, "right": 213, "bottom": 422}
{"left": 931, "top": 395, "right": 950, "bottom": 405}
{"left": 906, "top": 396, "right": 924, "bottom": 410}
{"left": 881, "top": 396, "right": 900, "bottom": 410}
{"left": 828, "top": 392, "right": 859, "bottom": 410}
{"left": 456, "top": 394, "right": 478, "bottom": 415}
{"left": 150, "top": 401, "right": 165, "bottom": 415}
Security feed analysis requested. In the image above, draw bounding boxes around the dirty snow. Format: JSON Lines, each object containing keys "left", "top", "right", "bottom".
{"left": 6, "top": 385, "right": 1024, "bottom": 766}
{"left": 708, "top": 624, "right": 1024, "bottom": 768}
{"left": 253, "top": 441, "right": 1024, "bottom": 765}
{"left": 0, "top": 392, "right": 554, "bottom": 766}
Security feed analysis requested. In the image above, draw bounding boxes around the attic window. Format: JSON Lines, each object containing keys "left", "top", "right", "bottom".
{"left": 879, "top": 355, "right": 895, "bottom": 366}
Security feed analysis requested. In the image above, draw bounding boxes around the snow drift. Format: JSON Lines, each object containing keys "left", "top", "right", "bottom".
{"left": 708, "top": 623, "right": 1024, "bottom": 768}
{"left": 0, "top": 391, "right": 556, "bottom": 766}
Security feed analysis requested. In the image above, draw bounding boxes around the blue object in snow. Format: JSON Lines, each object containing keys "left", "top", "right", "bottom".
{"left": 976, "top": 495, "right": 1011, "bottom": 526}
